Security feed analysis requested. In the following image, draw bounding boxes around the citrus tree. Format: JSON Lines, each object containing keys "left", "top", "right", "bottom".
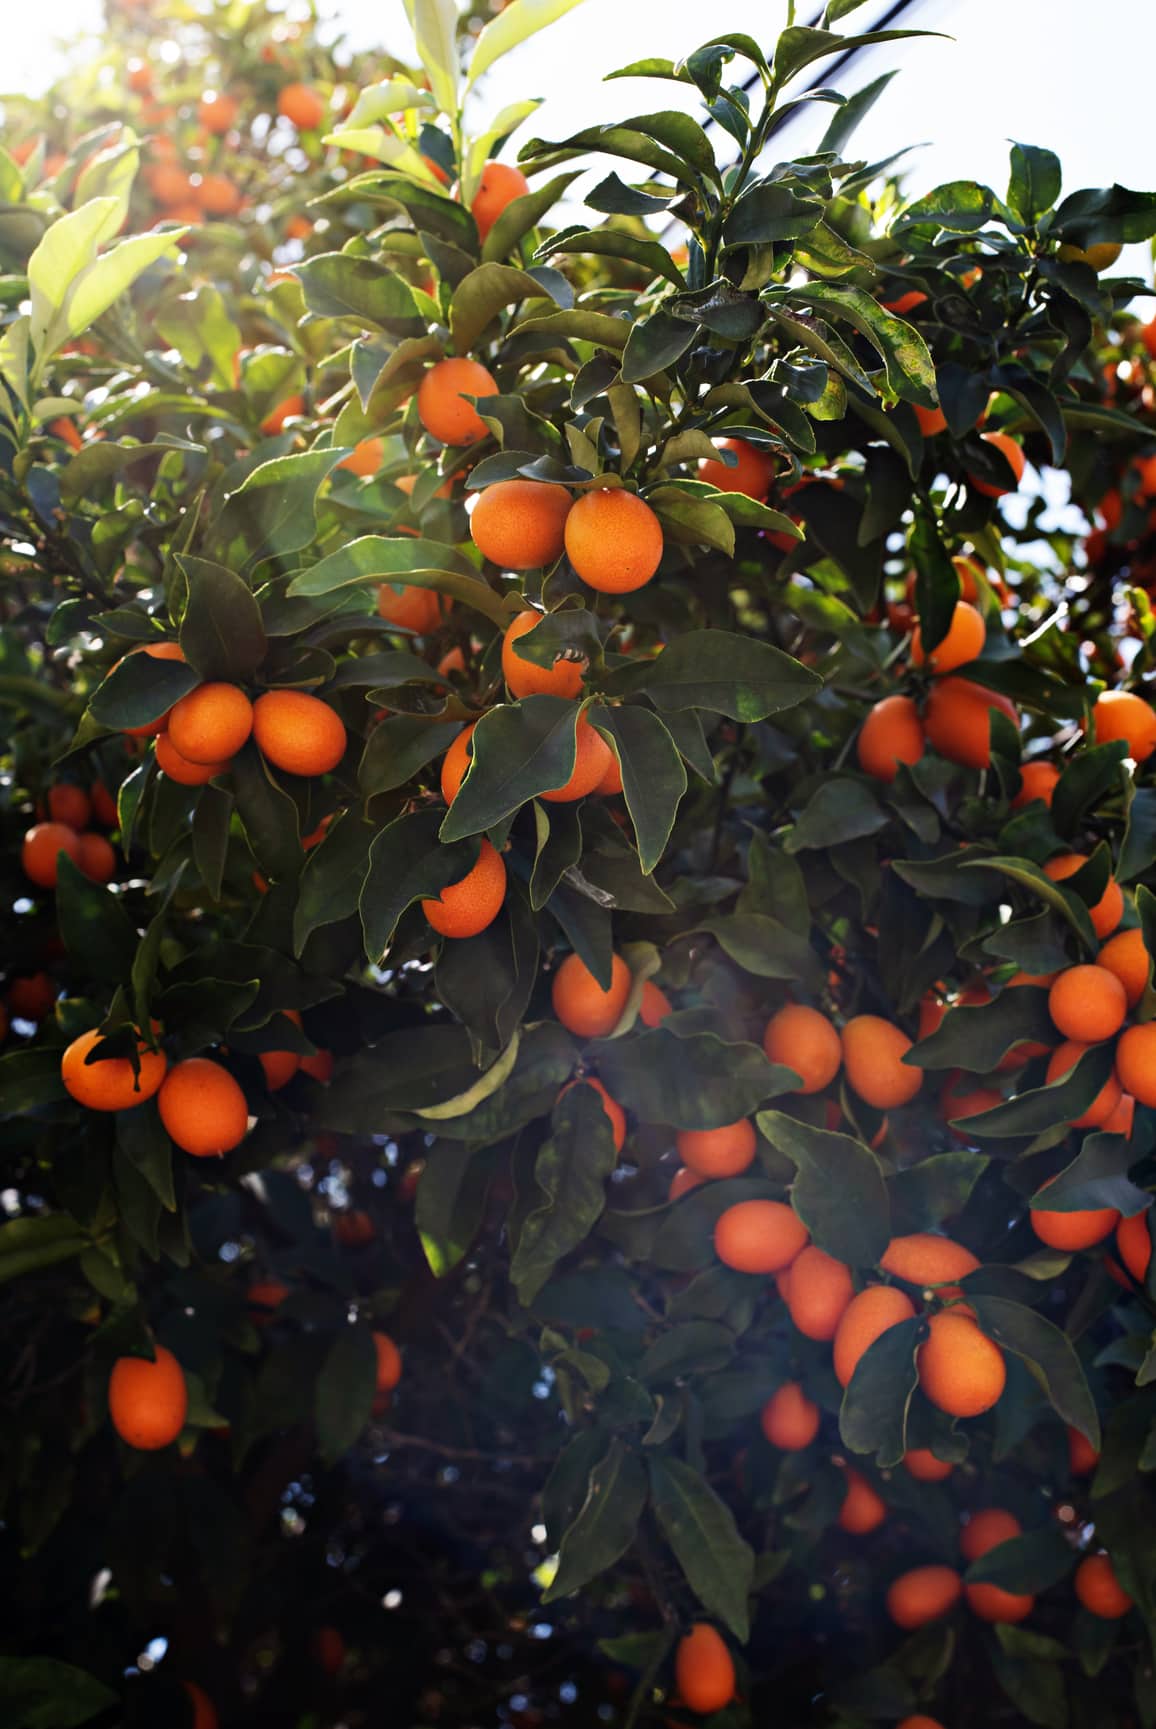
{"left": 6, "top": 2, "right": 1156, "bottom": 1726}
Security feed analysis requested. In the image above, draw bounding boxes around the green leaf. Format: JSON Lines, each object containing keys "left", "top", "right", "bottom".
{"left": 55, "top": 855, "right": 136, "bottom": 985}
{"left": 88, "top": 649, "right": 198, "bottom": 730}
{"left": 316, "top": 1322, "right": 379, "bottom": 1462}
{"left": 591, "top": 1027, "right": 793, "bottom": 1128}
{"left": 909, "top": 501, "right": 960, "bottom": 658}
{"left": 957, "top": 1041, "right": 1116, "bottom": 1140}
{"left": 907, "top": 987, "right": 1053, "bottom": 1072}
{"left": 294, "top": 811, "right": 375, "bottom": 954}
{"left": 785, "top": 779, "right": 888, "bottom": 851}
{"left": 723, "top": 179, "right": 824, "bottom": 246}
{"left": 416, "top": 1142, "right": 486, "bottom": 1276}
{"left": 215, "top": 449, "right": 346, "bottom": 570}
{"left": 968, "top": 1296, "right": 1099, "bottom": 1447}
{"left": 116, "top": 1105, "right": 175, "bottom": 1210}
{"left": 62, "top": 228, "right": 186, "bottom": 344}
{"left": 839, "top": 1315, "right": 920, "bottom": 1466}
{"left": 0, "top": 1657, "right": 118, "bottom": 1728}
{"left": 1007, "top": 143, "right": 1062, "bottom": 223}
{"left": 1054, "top": 182, "right": 1156, "bottom": 246}
{"left": 1119, "top": 786, "right": 1156, "bottom": 882}
{"left": 360, "top": 808, "right": 480, "bottom": 961}
{"left": 965, "top": 856, "right": 1098, "bottom": 953}
{"left": 783, "top": 282, "right": 938, "bottom": 406}
{"left": 696, "top": 912, "right": 823, "bottom": 987}
{"left": 511, "top": 1083, "right": 618, "bottom": 1304}
{"left": 191, "top": 783, "right": 234, "bottom": 901}
{"left": 177, "top": 555, "right": 267, "bottom": 681}
{"left": 543, "top": 226, "right": 684, "bottom": 288}
{"left": 542, "top": 1437, "right": 647, "bottom": 1601}
{"left": 450, "top": 262, "right": 551, "bottom": 354}
{"left": 482, "top": 171, "right": 583, "bottom": 263}
{"left": 967, "top": 1528, "right": 1075, "bottom": 1594}
{"left": 590, "top": 705, "right": 686, "bottom": 873}
{"left": 0, "top": 1215, "right": 91, "bottom": 1286}
{"left": 895, "top": 179, "right": 998, "bottom": 234}
{"left": 293, "top": 253, "right": 423, "bottom": 329}
{"left": 603, "top": 629, "right": 820, "bottom": 719}
{"left": 286, "top": 534, "right": 506, "bottom": 624}
{"left": 818, "top": 69, "right": 897, "bottom": 155}
{"left": 773, "top": 25, "right": 939, "bottom": 87}
{"left": 648, "top": 1453, "right": 754, "bottom": 1640}
{"left": 438, "top": 697, "right": 582, "bottom": 841}
{"left": 889, "top": 1151, "right": 990, "bottom": 1233}
{"left": 620, "top": 310, "right": 697, "bottom": 384}
{"left": 1051, "top": 741, "right": 1128, "bottom": 837}
{"left": 639, "top": 1321, "right": 735, "bottom": 1383}
{"left": 230, "top": 743, "right": 302, "bottom": 879}
{"left": 757, "top": 1111, "right": 890, "bottom": 1265}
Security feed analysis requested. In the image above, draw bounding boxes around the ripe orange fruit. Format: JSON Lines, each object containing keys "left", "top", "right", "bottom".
{"left": 168, "top": 682, "right": 253, "bottom": 763}
{"left": 1068, "top": 1425, "right": 1100, "bottom": 1475}
{"left": 1048, "top": 964, "right": 1127, "bottom": 1042}
{"left": 763, "top": 1003, "right": 841, "bottom": 1094}
{"left": 337, "top": 436, "right": 384, "bottom": 476}
{"left": 897, "top": 1719, "right": 945, "bottom": 1729}
{"left": 857, "top": 694, "right": 925, "bottom": 782}
{"left": 247, "top": 1279, "right": 289, "bottom": 1319}
{"left": 149, "top": 163, "right": 196, "bottom": 205}
{"left": 786, "top": 1245, "right": 854, "bottom": 1340}
{"left": 924, "top": 676, "right": 1018, "bottom": 769}
{"left": 1047, "top": 1040, "right": 1123, "bottom": 1127}
{"left": 278, "top": 82, "right": 326, "bottom": 129}
{"left": 62, "top": 1026, "right": 167, "bottom": 1111}
{"left": 108, "top": 1344, "right": 187, "bottom": 1449}
{"left": 470, "top": 160, "right": 530, "bottom": 240}
{"left": 374, "top": 1330, "right": 403, "bottom": 1392}
{"left": 182, "top": 1680, "right": 217, "bottom": 1729}
{"left": 417, "top": 357, "right": 498, "bottom": 446}
{"left": 471, "top": 479, "right": 572, "bottom": 569}
{"left": 697, "top": 438, "right": 776, "bottom": 500}
{"left": 674, "top": 1624, "right": 735, "bottom": 1716}
{"left": 841, "top": 1015, "right": 922, "bottom": 1109}
{"left": 127, "top": 58, "right": 152, "bottom": 93}
{"left": 917, "top": 1310, "right": 1006, "bottom": 1417}
{"left": 838, "top": 1467, "right": 886, "bottom": 1534}
{"left": 552, "top": 951, "right": 631, "bottom": 1038}
{"left": 914, "top": 403, "right": 948, "bottom": 436}
{"left": 47, "top": 783, "right": 91, "bottom": 828}
{"left": 882, "top": 290, "right": 927, "bottom": 315}
{"left": 501, "top": 610, "right": 586, "bottom": 698}
{"left": 961, "top": 1508, "right": 1033, "bottom": 1623}
{"left": 1103, "top": 1092, "right": 1135, "bottom": 1137}
{"left": 761, "top": 1382, "right": 821, "bottom": 1450}
{"left": 196, "top": 172, "right": 243, "bottom": 216}
{"left": 676, "top": 1119, "right": 756, "bottom": 1179}
{"left": 1117, "top": 1209, "right": 1152, "bottom": 1283}
{"left": 904, "top": 1448, "right": 953, "bottom": 1481}
{"left": 422, "top": 838, "right": 507, "bottom": 938}
{"left": 886, "top": 1565, "right": 962, "bottom": 1629}
{"left": 22, "top": 822, "right": 81, "bottom": 888}
{"left": 252, "top": 690, "right": 347, "bottom": 777}
{"left": 1091, "top": 689, "right": 1156, "bottom": 762}
{"left": 1029, "top": 1168, "right": 1119, "bottom": 1251}
{"left": 1116, "top": 1023, "right": 1156, "bottom": 1107}
{"left": 198, "top": 90, "right": 238, "bottom": 132}
{"left": 714, "top": 1200, "right": 808, "bottom": 1274}
{"left": 639, "top": 980, "right": 673, "bottom": 1026}
{"left": 563, "top": 489, "right": 664, "bottom": 593}
{"left": 880, "top": 1233, "right": 979, "bottom": 1292}
{"left": 1098, "top": 927, "right": 1151, "bottom": 1007}
{"left": 558, "top": 1076, "right": 626, "bottom": 1152}
{"left": 440, "top": 723, "right": 475, "bottom": 804}
{"left": 312, "top": 1627, "right": 346, "bottom": 1676}
{"left": 1043, "top": 853, "right": 1124, "bottom": 939}
{"left": 90, "top": 780, "right": 119, "bottom": 827}
{"left": 1012, "top": 760, "right": 1060, "bottom": 809}
{"left": 833, "top": 1285, "right": 915, "bottom": 1386}
{"left": 970, "top": 430, "right": 1025, "bottom": 497}
{"left": 158, "top": 1057, "right": 249, "bottom": 1156}
{"left": 1075, "top": 1554, "right": 1133, "bottom": 1619}
{"left": 8, "top": 972, "right": 55, "bottom": 1021}
{"left": 539, "top": 712, "right": 612, "bottom": 802}
{"left": 260, "top": 393, "right": 305, "bottom": 436}
{"left": 911, "top": 600, "right": 986, "bottom": 673}
{"left": 668, "top": 1166, "right": 705, "bottom": 1201}
{"left": 960, "top": 1507, "right": 1020, "bottom": 1562}
{"left": 377, "top": 581, "right": 448, "bottom": 634}
{"left": 334, "top": 1210, "right": 375, "bottom": 1248}
{"left": 944, "top": 1080, "right": 1004, "bottom": 1125}
{"left": 595, "top": 751, "right": 623, "bottom": 794}
{"left": 1059, "top": 241, "right": 1122, "bottom": 271}
{"left": 76, "top": 832, "right": 117, "bottom": 883}
{"left": 259, "top": 1009, "right": 303, "bottom": 1090}
{"left": 155, "top": 732, "right": 229, "bottom": 785}
{"left": 299, "top": 1048, "right": 334, "bottom": 1084}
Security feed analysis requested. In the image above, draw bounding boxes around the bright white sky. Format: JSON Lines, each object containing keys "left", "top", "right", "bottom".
{"left": 10, "top": 0, "right": 1156, "bottom": 307}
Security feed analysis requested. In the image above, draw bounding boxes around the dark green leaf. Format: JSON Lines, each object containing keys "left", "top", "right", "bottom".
{"left": 969, "top": 1296, "right": 1099, "bottom": 1447}
{"left": 590, "top": 704, "right": 686, "bottom": 873}
{"left": 0, "top": 1658, "right": 118, "bottom": 1729}
{"left": 785, "top": 779, "right": 888, "bottom": 851}
{"left": 620, "top": 310, "right": 696, "bottom": 384}
{"left": 1007, "top": 143, "right": 1062, "bottom": 223}
{"left": 88, "top": 649, "right": 197, "bottom": 730}
{"left": 215, "top": 449, "right": 345, "bottom": 570}
{"left": 603, "top": 628, "right": 820, "bottom": 719}
{"left": 316, "top": 1322, "right": 378, "bottom": 1462}
{"left": 908, "top": 987, "right": 1053, "bottom": 1072}
{"left": 439, "top": 697, "right": 582, "bottom": 841}
{"left": 177, "top": 555, "right": 267, "bottom": 681}
{"left": 648, "top": 1453, "right": 754, "bottom": 1640}
{"left": 542, "top": 1437, "right": 647, "bottom": 1602}
{"left": 839, "top": 1316, "right": 920, "bottom": 1466}
{"left": 55, "top": 855, "right": 136, "bottom": 986}
{"left": 360, "top": 808, "right": 479, "bottom": 960}
{"left": 294, "top": 252, "right": 423, "bottom": 328}
{"left": 511, "top": 1083, "right": 618, "bottom": 1305}
{"left": 293, "top": 811, "right": 375, "bottom": 954}
{"left": 592, "top": 1028, "right": 793, "bottom": 1129}
{"left": 967, "top": 1527, "right": 1075, "bottom": 1594}
{"left": 757, "top": 1111, "right": 890, "bottom": 1265}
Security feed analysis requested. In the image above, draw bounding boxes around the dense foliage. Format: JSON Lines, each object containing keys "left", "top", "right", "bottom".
{"left": 6, "top": 3, "right": 1156, "bottom": 1726}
